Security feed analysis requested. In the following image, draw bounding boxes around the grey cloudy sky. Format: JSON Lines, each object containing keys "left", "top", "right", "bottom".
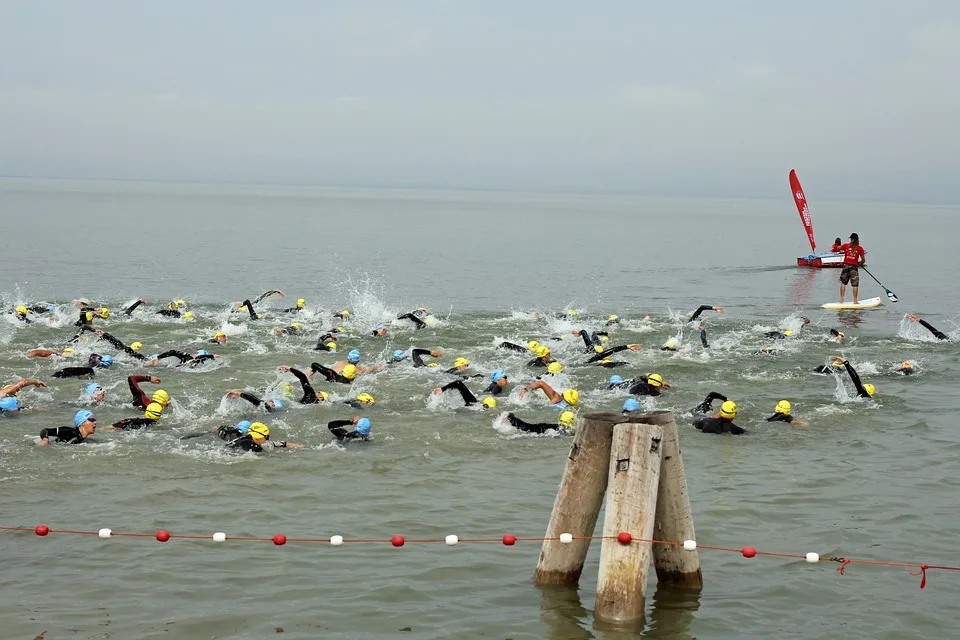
{"left": 1, "top": 1, "right": 958, "bottom": 202}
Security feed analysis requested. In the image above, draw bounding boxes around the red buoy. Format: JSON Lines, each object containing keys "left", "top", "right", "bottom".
{"left": 391, "top": 535, "right": 405, "bottom": 547}
{"left": 502, "top": 534, "right": 517, "bottom": 546}
{"left": 156, "top": 530, "right": 171, "bottom": 542}
{"left": 742, "top": 546, "right": 757, "bottom": 558}
{"left": 35, "top": 525, "right": 49, "bottom": 537}
{"left": 273, "top": 534, "right": 287, "bottom": 546}
{"left": 617, "top": 532, "right": 632, "bottom": 545}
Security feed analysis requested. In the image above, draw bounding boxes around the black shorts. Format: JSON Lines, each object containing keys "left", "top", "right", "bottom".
{"left": 839, "top": 266, "right": 859, "bottom": 286}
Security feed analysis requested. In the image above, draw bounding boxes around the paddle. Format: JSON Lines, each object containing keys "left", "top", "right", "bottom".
{"left": 860, "top": 266, "right": 898, "bottom": 303}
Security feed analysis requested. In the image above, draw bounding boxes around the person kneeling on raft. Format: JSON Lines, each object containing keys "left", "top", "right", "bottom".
{"left": 37, "top": 410, "right": 98, "bottom": 446}
{"left": 328, "top": 416, "right": 372, "bottom": 441}
{"left": 505, "top": 410, "right": 576, "bottom": 434}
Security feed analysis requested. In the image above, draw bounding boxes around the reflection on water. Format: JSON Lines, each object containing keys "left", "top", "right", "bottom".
{"left": 787, "top": 268, "right": 818, "bottom": 306}
{"left": 836, "top": 310, "right": 866, "bottom": 329}
{"left": 537, "top": 584, "right": 592, "bottom": 640}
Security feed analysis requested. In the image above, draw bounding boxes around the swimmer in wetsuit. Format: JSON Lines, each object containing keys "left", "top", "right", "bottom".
{"left": 893, "top": 361, "right": 916, "bottom": 375}
{"left": 481, "top": 370, "right": 510, "bottom": 396}
{"left": 527, "top": 345, "right": 555, "bottom": 368}
{"left": 74, "top": 306, "right": 109, "bottom": 327}
{"left": 225, "top": 389, "right": 285, "bottom": 412}
{"left": 505, "top": 410, "right": 576, "bottom": 434}
{"left": 765, "top": 400, "right": 810, "bottom": 427}
{"left": 906, "top": 314, "right": 949, "bottom": 341}
{"left": 273, "top": 322, "right": 304, "bottom": 336}
{"left": 37, "top": 410, "right": 98, "bottom": 445}
{"left": 148, "top": 350, "right": 216, "bottom": 368}
{"left": 107, "top": 402, "right": 164, "bottom": 431}
{"left": 92, "top": 330, "right": 147, "bottom": 360}
{"left": 831, "top": 357, "right": 876, "bottom": 398}
{"left": 343, "top": 392, "right": 376, "bottom": 409}
{"left": 310, "top": 362, "right": 357, "bottom": 385}
{"left": 445, "top": 357, "right": 482, "bottom": 379}
{"left": 53, "top": 354, "right": 113, "bottom": 378}
{"left": 498, "top": 340, "right": 527, "bottom": 353}
{"left": 519, "top": 381, "right": 580, "bottom": 410}
{"left": 829, "top": 328, "right": 845, "bottom": 343}
{"left": 225, "top": 421, "right": 302, "bottom": 451}
{"left": 410, "top": 348, "right": 442, "bottom": 367}
{"left": 584, "top": 343, "right": 641, "bottom": 364}
{"left": 314, "top": 330, "right": 340, "bottom": 352}
{"left": 126, "top": 375, "right": 163, "bottom": 409}
{"left": 694, "top": 399, "right": 744, "bottom": 435}
{"left": 687, "top": 305, "right": 724, "bottom": 323}
{"left": 280, "top": 298, "right": 307, "bottom": 313}
{"left": 764, "top": 317, "right": 811, "bottom": 339}
{"left": 396, "top": 307, "right": 430, "bottom": 329}
{"left": 627, "top": 373, "right": 667, "bottom": 397}
{"left": 328, "top": 416, "right": 372, "bottom": 441}
{"left": 277, "top": 366, "right": 330, "bottom": 404}
{"left": 432, "top": 379, "right": 496, "bottom": 408}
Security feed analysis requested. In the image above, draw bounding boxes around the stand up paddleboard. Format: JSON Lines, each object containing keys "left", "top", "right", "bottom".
{"left": 821, "top": 297, "right": 882, "bottom": 310}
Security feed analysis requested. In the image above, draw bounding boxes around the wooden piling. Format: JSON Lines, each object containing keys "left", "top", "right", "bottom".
{"left": 594, "top": 422, "right": 664, "bottom": 622}
{"left": 651, "top": 413, "right": 703, "bottom": 589}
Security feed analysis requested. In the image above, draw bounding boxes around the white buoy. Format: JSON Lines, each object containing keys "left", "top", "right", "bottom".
{"left": 98, "top": 528, "right": 112, "bottom": 539}
{"left": 806, "top": 552, "right": 820, "bottom": 563}
{"left": 212, "top": 532, "right": 227, "bottom": 543}
{"left": 445, "top": 535, "right": 459, "bottom": 546}
{"left": 330, "top": 535, "right": 344, "bottom": 546}
{"left": 559, "top": 532, "right": 574, "bottom": 544}
{"left": 683, "top": 539, "right": 697, "bottom": 551}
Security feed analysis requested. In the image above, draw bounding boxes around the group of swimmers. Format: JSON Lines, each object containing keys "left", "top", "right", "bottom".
{"left": 3, "top": 293, "right": 951, "bottom": 446}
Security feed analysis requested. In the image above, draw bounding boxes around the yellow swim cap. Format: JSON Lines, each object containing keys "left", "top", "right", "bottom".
{"left": 774, "top": 400, "right": 791, "bottom": 415}
{"left": 527, "top": 340, "right": 540, "bottom": 352}
{"left": 291, "top": 323, "right": 302, "bottom": 330}
{"left": 183, "top": 311, "right": 194, "bottom": 319}
{"left": 130, "top": 341, "right": 143, "bottom": 351}
{"left": 151, "top": 389, "right": 170, "bottom": 406}
{"left": 318, "top": 390, "right": 329, "bottom": 401}
{"left": 567, "top": 310, "right": 577, "bottom": 317}
{"left": 341, "top": 310, "right": 350, "bottom": 317}
{"left": 559, "top": 411, "right": 576, "bottom": 427}
{"left": 784, "top": 330, "right": 793, "bottom": 336}
{"left": 15, "top": 305, "right": 28, "bottom": 316}
{"left": 608, "top": 314, "right": 618, "bottom": 321}
{"left": 357, "top": 392, "right": 375, "bottom": 405}
{"left": 600, "top": 335, "right": 609, "bottom": 342}
{"left": 342, "top": 364, "right": 357, "bottom": 380}
{"left": 85, "top": 311, "right": 94, "bottom": 322}
{"left": 547, "top": 362, "right": 564, "bottom": 374}
{"left": 296, "top": 298, "right": 306, "bottom": 308}
{"left": 453, "top": 357, "right": 469, "bottom": 368}
{"left": 481, "top": 397, "right": 497, "bottom": 409}
{"left": 719, "top": 400, "right": 737, "bottom": 419}
{"left": 249, "top": 422, "right": 270, "bottom": 439}
{"left": 901, "top": 361, "right": 913, "bottom": 369}
{"left": 562, "top": 389, "right": 580, "bottom": 406}
{"left": 862, "top": 383, "right": 876, "bottom": 397}
{"left": 601, "top": 357, "right": 612, "bottom": 364}
{"left": 536, "top": 346, "right": 551, "bottom": 359}
{"left": 663, "top": 338, "right": 678, "bottom": 350}
{"left": 325, "top": 342, "right": 338, "bottom": 351}
{"left": 427, "top": 362, "right": 439, "bottom": 368}
{"left": 144, "top": 402, "right": 164, "bottom": 420}
{"left": 62, "top": 347, "right": 74, "bottom": 354}
{"left": 99, "top": 308, "right": 110, "bottom": 319}
{"left": 175, "top": 299, "right": 186, "bottom": 308}
{"left": 647, "top": 373, "right": 663, "bottom": 388}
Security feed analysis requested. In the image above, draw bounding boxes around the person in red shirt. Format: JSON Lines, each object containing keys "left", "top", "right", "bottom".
{"left": 838, "top": 232, "right": 866, "bottom": 304}
{"left": 830, "top": 237, "right": 843, "bottom": 253}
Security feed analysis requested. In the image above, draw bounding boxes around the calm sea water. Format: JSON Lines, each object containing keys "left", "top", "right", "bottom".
{"left": 1, "top": 179, "right": 959, "bottom": 639}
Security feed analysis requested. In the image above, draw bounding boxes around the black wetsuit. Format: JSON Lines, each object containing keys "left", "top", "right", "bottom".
{"left": 766, "top": 413, "right": 793, "bottom": 423}
{"left": 444, "top": 368, "right": 482, "bottom": 379}
{"left": 694, "top": 416, "right": 744, "bottom": 435}
{"left": 123, "top": 300, "right": 145, "bottom": 315}
{"left": 53, "top": 367, "right": 95, "bottom": 379}
{"left": 596, "top": 360, "right": 628, "bottom": 369}
{"left": 74, "top": 309, "right": 94, "bottom": 326}
{"left": 916, "top": 319, "right": 949, "bottom": 341}
{"left": 314, "top": 333, "right": 338, "bottom": 351}
{"left": 436, "top": 379, "right": 478, "bottom": 406}
{"left": 498, "top": 341, "right": 527, "bottom": 353}
{"left": 842, "top": 361, "right": 872, "bottom": 398}
{"left": 289, "top": 368, "right": 322, "bottom": 404}
{"left": 155, "top": 350, "right": 214, "bottom": 367}
{"left": 482, "top": 382, "right": 507, "bottom": 396}
{"left": 217, "top": 425, "right": 244, "bottom": 441}
{"left": 396, "top": 311, "right": 427, "bottom": 329}
{"left": 310, "top": 362, "right": 352, "bottom": 384}
{"left": 688, "top": 305, "right": 719, "bottom": 323}
{"left": 39, "top": 426, "right": 87, "bottom": 444}
{"left": 506, "top": 414, "right": 560, "bottom": 434}
{"left": 127, "top": 375, "right": 153, "bottom": 409}
{"left": 280, "top": 306, "right": 303, "bottom": 313}
{"left": 275, "top": 326, "right": 302, "bottom": 335}
{"left": 575, "top": 330, "right": 606, "bottom": 351}
{"left": 157, "top": 309, "right": 182, "bottom": 318}
{"left": 236, "top": 391, "right": 281, "bottom": 413}
{"left": 628, "top": 376, "right": 661, "bottom": 397}
{"left": 411, "top": 349, "right": 435, "bottom": 368}
{"left": 328, "top": 419, "right": 367, "bottom": 441}
{"left": 239, "top": 299, "right": 258, "bottom": 320}
{"left": 526, "top": 356, "right": 550, "bottom": 368}
{"left": 98, "top": 332, "right": 147, "bottom": 360}
{"left": 812, "top": 364, "right": 840, "bottom": 375}
{"left": 111, "top": 416, "right": 158, "bottom": 430}
{"left": 226, "top": 435, "right": 264, "bottom": 452}
{"left": 608, "top": 379, "right": 633, "bottom": 390}
{"left": 694, "top": 391, "right": 727, "bottom": 414}
{"left": 585, "top": 344, "right": 632, "bottom": 363}
{"left": 699, "top": 327, "right": 709, "bottom": 348}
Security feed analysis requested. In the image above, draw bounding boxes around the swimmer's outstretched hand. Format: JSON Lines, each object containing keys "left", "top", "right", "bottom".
{"left": 432, "top": 388, "right": 442, "bottom": 395}
{"left": 627, "top": 344, "right": 642, "bottom": 351}
{"left": 149, "top": 376, "right": 161, "bottom": 384}
{"left": 277, "top": 365, "right": 292, "bottom": 372}
{"left": 906, "top": 314, "right": 919, "bottom": 322}
{"left": 518, "top": 387, "right": 529, "bottom": 397}
{"left": 431, "top": 350, "right": 443, "bottom": 357}
{"left": 350, "top": 416, "right": 361, "bottom": 424}
{"left": 714, "top": 307, "right": 725, "bottom": 313}
{"left": 225, "top": 391, "right": 241, "bottom": 399}
{"left": 284, "top": 442, "right": 305, "bottom": 449}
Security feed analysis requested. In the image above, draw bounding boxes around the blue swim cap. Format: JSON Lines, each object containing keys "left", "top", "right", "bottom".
{"left": 376, "top": 324, "right": 386, "bottom": 330}
{"left": 392, "top": 349, "right": 405, "bottom": 361}
{"left": 235, "top": 420, "right": 251, "bottom": 434}
{"left": 149, "top": 354, "right": 159, "bottom": 360}
{"left": 622, "top": 398, "right": 641, "bottom": 413}
{"left": 491, "top": 369, "right": 507, "bottom": 382}
{"left": 84, "top": 383, "right": 103, "bottom": 396}
{"left": 47, "top": 304, "right": 57, "bottom": 312}
{"left": 347, "top": 349, "right": 361, "bottom": 363}
{"left": 99, "top": 354, "right": 113, "bottom": 367}
{"left": 0, "top": 397, "right": 21, "bottom": 412}
{"left": 355, "top": 417, "right": 371, "bottom": 436}
{"left": 195, "top": 350, "right": 210, "bottom": 357}
{"left": 74, "top": 409, "right": 94, "bottom": 427}
{"left": 610, "top": 375, "right": 623, "bottom": 385}
{"left": 271, "top": 399, "right": 284, "bottom": 409}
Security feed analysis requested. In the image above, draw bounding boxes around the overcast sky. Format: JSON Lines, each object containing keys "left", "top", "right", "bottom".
{"left": 1, "top": 1, "right": 958, "bottom": 202}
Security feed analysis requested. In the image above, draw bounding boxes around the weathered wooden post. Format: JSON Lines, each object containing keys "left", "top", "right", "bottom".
{"left": 533, "top": 413, "right": 616, "bottom": 584}
{"left": 594, "top": 421, "right": 664, "bottom": 622}
{"left": 652, "top": 412, "right": 703, "bottom": 589}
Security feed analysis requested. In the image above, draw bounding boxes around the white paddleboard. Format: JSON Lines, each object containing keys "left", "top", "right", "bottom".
{"left": 821, "top": 297, "right": 882, "bottom": 310}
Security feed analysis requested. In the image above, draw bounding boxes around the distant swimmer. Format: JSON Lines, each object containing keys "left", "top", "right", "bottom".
{"left": 483, "top": 370, "right": 510, "bottom": 396}
{"left": 225, "top": 390, "right": 285, "bottom": 412}
{"left": 766, "top": 400, "right": 810, "bottom": 428}
{"left": 37, "top": 410, "right": 98, "bottom": 445}
{"left": 92, "top": 329, "right": 147, "bottom": 360}
{"left": 396, "top": 307, "right": 430, "bottom": 329}
{"left": 445, "top": 357, "right": 482, "bottom": 379}
{"left": 894, "top": 361, "right": 916, "bottom": 375}
{"left": 148, "top": 350, "right": 216, "bottom": 368}
{"left": 812, "top": 360, "right": 846, "bottom": 375}
{"left": 273, "top": 322, "right": 304, "bottom": 336}
{"left": 527, "top": 345, "right": 555, "bottom": 368}
{"left": 122, "top": 298, "right": 146, "bottom": 315}
{"left": 687, "top": 305, "right": 724, "bottom": 323}
{"left": 107, "top": 401, "right": 165, "bottom": 431}
{"left": 225, "top": 421, "right": 302, "bottom": 451}
{"left": 831, "top": 357, "right": 876, "bottom": 398}
{"left": 906, "top": 314, "right": 949, "bottom": 341}
{"left": 280, "top": 298, "right": 307, "bottom": 313}
{"left": 838, "top": 233, "right": 866, "bottom": 305}
{"left": 693, "top": 397, "right": 743, "bottom": 435}
{"left": 660, "top": 336, "right": 698, "bottom": 354}
{"left": 584, "top": 343, "right": 642, "bottom": 363}
{"left": 556, "top": 309, "right": 578, "bottom": 320}
{"left": 25, "top": 348, "right": 70, "bottom": 359}
{"left": 333, "top": 309, "right": 351, "bottom": 321}
{"left": 127, "top": 375, "right": 164, "bottom": 409}
{"left": 155, "top": 300, "right": 188, "bottom": 318}
{"left": 209, "top": 331, "right": 227, "bottom": 345}
{"left": 344, "top": 392, "right": 376, "bottom": 409}
{"left": 252, "top": 290, "right": 285, "bottom": 305}
{"left": 432, "top": 379, "right": 496, "bottom": 408}
{"left": 314, "top": 331, "right": 340, "bottom": 352}
{"left": 371, "top": 323, "right": 390, "bottom": 337}
{"left": 829, "top": 328, "right": 845, "bottom": 343}
{"left": 310, "top": 362, "right": 357, "bottom": 385}
{"left": 278, "top": 366, "right": 330, "bottom": 404}
{"left": 53, "top": 354, "right": 113, "bottom": 378}
{"left": 765, "top": 317, "right": 811, "bottom": 339}
{"left": 498, "top": 341, "right": 528, "bottom": 353}
{"left": 81, "top": 382, "right": 106, "bottom": 405}
{"left": 328, "top": 416, "right": 372, "bottom": 441}
{"left": 237, "top": 299, "right": 261, "bottom": 320}
{"left": 13, "top": 304, "right": 53, "bottom": 323}
{"left": 606, "top": 314, "right": 621, "bottom": 326}
{"left": 505, "top": 411, "right": 576, "bottom": 434}
{"left": 74, "top": 306, "right": 109, "bottom": 327}
{"left": 409, "top": 348, "right": 443, "bottom": 367}
{"left": 519, "top": 381, "right": 580, "bottom": 410}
